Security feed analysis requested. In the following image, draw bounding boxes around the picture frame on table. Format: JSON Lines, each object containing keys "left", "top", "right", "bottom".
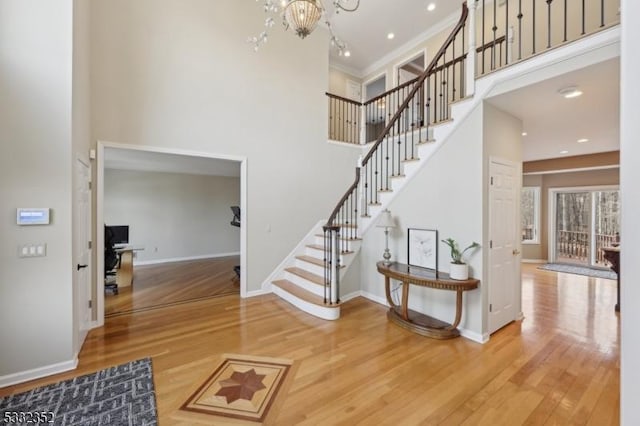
{"left": 407, "top": 228, "right": 438, "bottom": 276}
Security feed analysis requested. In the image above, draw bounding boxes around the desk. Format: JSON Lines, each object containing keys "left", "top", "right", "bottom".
{"left": 602, "top": 246, "right": 620, "bottom": 311}
{"left": 115, "top": 246, "right": 144, "bottom": 287}
{"left": 377, "top": 261, "right": 479, "bottom": 339}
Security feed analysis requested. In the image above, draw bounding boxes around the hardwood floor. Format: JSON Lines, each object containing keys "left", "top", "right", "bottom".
{"left": 105, "top": 256, "right": 239, "bottom": 316}
{"left": 1, "top": 264, "right": 619, "bottom": 424}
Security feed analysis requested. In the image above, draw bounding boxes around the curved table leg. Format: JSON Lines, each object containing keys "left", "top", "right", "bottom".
{"left": 401, "top": 281, "right": 409, "bottom": 321}
{"left": 384, "top": 276, "right": 398, "bottom": 309}
{"left": 446, "top": 290, "right": 464, "bottom": 330}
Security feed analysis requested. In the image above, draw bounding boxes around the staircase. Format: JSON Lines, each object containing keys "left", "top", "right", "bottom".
{"left": 269, "top": 0, "right": 621, "bottom": 320}
{"left": 270, "top": 4, "right": 471, "bottom": 319}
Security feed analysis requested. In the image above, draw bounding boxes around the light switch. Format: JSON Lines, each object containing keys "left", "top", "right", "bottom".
{"left": 29, "top": 246, "right": 36, "bottom": 255}
{"left": 21, "top": 246, "right": 29, "bottom": 257}
{"left": 36, "top": 244, "right": 46, "bottom": 256}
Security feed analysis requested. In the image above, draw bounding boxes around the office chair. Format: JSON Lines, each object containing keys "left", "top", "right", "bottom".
{"left": 230, "top": 206, "right": 241, "bottom": 278}
{"left": 104, "top": 225, "right": 119, "bottom": 295}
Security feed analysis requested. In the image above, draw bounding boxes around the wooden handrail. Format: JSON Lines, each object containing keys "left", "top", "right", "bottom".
{"left": 325, "top": 92, "right": 363, "bottom": 106}
{"left": 326, "top": 2, "right": 469, "bottom": 227}
{"left": 361, "top": 4, "right": 468, "bottom": 167}
{"left": 364, "top": 76, "right": 420, "bottom": 106}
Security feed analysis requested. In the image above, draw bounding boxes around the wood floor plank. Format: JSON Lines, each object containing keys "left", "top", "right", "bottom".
{"left": 0, "top": 264, "right": 620, "bottom": 424}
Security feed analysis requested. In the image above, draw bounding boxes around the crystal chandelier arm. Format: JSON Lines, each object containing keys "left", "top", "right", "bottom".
{"left": 333, "top": 0, "right": 360, "bottom": 13}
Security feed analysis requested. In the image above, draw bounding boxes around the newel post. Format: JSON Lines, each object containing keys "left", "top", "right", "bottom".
{"left": 466, "top": 0, "right": 477, "bottom": 96}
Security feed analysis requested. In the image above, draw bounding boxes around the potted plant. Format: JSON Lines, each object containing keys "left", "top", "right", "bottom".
{"left": 442, "top": 238, "right": 480, "bottom": 280}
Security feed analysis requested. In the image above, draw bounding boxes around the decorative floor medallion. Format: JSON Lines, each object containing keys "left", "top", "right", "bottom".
{"left": 180, "top": 354, "right": 293, "bottom": 423}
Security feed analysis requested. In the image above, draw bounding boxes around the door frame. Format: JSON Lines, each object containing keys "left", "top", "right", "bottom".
{"left": 392, "top": 48, "right": 428, "bottom": 87}
{"left": 548, "top": 185, "right": 620, "bottom": 266}
{"left": 73, "top": 154, "right": 92, "bottom": 352}
{"left": 94, "top": 141, "right": 248, "bottom": 328}
{"left": 488, "top": 156, "right": 522, "bottom": 334}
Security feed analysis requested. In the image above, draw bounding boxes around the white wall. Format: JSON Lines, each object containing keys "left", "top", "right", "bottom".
{"left": 90, "top": 0, "right": 361, "bottom": 293}
{"left": 620, "top": 0, "right": 639, "bottom": 423}
{"left": 482, "top": 101, "right": 524, "bottom": 332}
{"left": 358, "top": 105, "right": 484, "bottom": 337}
{"left": 104, "top": 170, "right": 240, "bottom": 263}
{"left": 0, "top": 0, "right": 75, "bottom": 378}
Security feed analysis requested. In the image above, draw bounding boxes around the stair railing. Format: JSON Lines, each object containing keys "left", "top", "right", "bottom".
{"left": 327, "top": 93, "right": 362, "bottom": 144}
{"left": 322, "top": 2, "right": 470, "bottom": 304}
{"left": 476, "top": 0, "right": 620, "bottom": 77}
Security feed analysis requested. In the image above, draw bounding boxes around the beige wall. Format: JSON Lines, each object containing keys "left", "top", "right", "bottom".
{"left": 0, "top": 0, "right": 75, "bottom": 377}
{"left": 90, "top": 0, "right": 361, "bottom": 293}
{"left": 522, "top": 167, "right": 620, "bottom": 260}
{"left": 329, "top": 67, "right": 362, "bottom": 99}
{"left": 104, "top": 170, "right": 240, "bottom": 263}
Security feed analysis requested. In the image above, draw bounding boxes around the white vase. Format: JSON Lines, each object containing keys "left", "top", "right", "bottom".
{"left": 449, "top": 263, "right": 468, "bottom": 280}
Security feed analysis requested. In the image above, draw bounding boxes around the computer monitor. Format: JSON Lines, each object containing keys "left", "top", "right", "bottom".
{"left": 107, "top": 225, "right": 129, "bottom": 245}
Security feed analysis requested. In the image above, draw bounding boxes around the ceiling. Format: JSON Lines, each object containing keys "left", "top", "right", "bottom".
{"left": 486, "top": 58, "right": 620, "bottom": 162}
{"left": 328, "top": 0, "right": 461, "bottom": 73}
{"left": 104, "top": 148, "right": 241, "bottom": 177}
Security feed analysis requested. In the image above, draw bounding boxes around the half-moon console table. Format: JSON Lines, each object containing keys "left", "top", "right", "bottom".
{"left": 376, "top": 261, "right": 479, "bottom": 339}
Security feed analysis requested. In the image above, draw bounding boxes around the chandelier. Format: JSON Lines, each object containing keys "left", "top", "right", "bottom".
{"left": 249, "top": 0, "right": 361, "bottom": 54}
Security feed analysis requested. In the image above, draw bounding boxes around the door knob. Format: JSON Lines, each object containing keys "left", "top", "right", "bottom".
{"left": 77, "top": 264, "right": 88, "bottom": 271}
{"left": 512, "top": 249, "right": 521, "bottom": 256}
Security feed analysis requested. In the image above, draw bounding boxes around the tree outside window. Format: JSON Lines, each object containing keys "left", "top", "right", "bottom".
{"left": 521, "top": 187, "right": 540, "bottom": 244}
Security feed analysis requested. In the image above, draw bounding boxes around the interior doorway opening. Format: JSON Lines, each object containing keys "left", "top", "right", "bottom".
{"left": 95, "top": 142, "right": 247, "bottom": 327}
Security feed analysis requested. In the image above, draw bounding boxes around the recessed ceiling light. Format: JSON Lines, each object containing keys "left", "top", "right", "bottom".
{"left": 560, "top": 150, "right": 569, "bottom": 154}
{"left": 558, "top": 86, "right": 583, "bottom": 99}
{"left": 387, "top": 33, "right": 395, "bottom": 40}
{"left": 522, "top": 132, "right": 528, "bottom": 136}
{"left": 344, "top": 50, "right": 351, "bottom": 57}
{"left": 577, "top": 138, "right": 589, "bottom": 143}
{"left": 427, "top": 3, "right": 436, "bottom": 12}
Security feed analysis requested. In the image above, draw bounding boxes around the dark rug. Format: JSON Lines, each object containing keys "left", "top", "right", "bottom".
{"left": 538, "top": 263, "right": 617, "bottom": 280}
{"left": 0, "top": 358, "right": 157, "bottom": 426}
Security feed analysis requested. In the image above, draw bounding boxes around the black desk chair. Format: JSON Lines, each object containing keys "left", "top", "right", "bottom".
{"left": 230, "top": 206, "right": 240, "bottom": 278}
{"left": 104, "top": 226, "right": 119, "bottom": 295}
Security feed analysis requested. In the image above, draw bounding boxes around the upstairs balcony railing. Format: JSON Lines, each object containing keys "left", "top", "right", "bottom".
{"left": 327, "top": 0, "right": 619, "bottom": 145}
{"left": 475, "top": 0, "right": 620, "bottom": 76}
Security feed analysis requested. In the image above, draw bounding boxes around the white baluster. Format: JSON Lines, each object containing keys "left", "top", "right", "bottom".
{"left": 466, "top": 0, "right": 477, "bottom": 96}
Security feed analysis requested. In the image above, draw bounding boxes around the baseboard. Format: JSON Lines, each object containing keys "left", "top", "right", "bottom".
{"left": 0, "top": 357, "right": 78, "bottom": 388}
{"left": 516, "top": 311, "right": 525, "bottom": 321}
{"left": 340, "top": 291, "right": 362, "bottom": 303}
{"left": 459, "top": 329, "right": 490, "bottom": 344}
{"left": 522, "top": 259, "right": 548, "bottom": 264}
{"left": 244, "top": 288, "right": 271, "bottom": 298}
{"left": 134, "top": 252, "right": 240, "bottom": 266}
{"left": 360, "top": 291, "right": 389, "bottom": 307}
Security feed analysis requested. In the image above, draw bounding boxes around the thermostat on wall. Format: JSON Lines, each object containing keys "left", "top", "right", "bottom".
{"left": 17, "top": 208, "right": 51, "bottom": 225}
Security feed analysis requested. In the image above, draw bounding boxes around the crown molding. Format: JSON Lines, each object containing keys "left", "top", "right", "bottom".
{"left": 329, "top": 62, "right": 364, "bottom": 79}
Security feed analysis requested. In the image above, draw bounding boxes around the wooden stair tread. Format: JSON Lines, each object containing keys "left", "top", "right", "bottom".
{"left": 285, "top": 267, "right": 324, "bottom": 285}
{"left": 333, "top": 223, "right": 357, "bottom": 229}
{"left": 430, "top": 118, "right": 454, "bottom": 127}
{"left": 390, "top": 174, "right": 406, "bottom": 179}
{"left": 296, "top": 255, "right": 345, "bottom": 268}
{"left": 314, "top": 234, "right": 362, "bottom": 241}
{"left": 272, "top": 279, "right": 340, "bottom": 307}
{"left": 401, "top": 157, "right": 420, "bottom": 163}
{"left": 450, "top": 95, "right": 473, "bottom": 106}
{"left": 306, "top": 244, "right": 354, "bottom": 254}
{"left": 417, "top": 139, "right": 436, "bottom": 145}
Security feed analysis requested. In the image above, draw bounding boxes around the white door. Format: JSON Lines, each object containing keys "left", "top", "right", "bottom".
{"left": 74, "top": 158, "right": 92, "bottom": 348}
{"left": 488, "top": 158, "right": 520, "bottom": 334}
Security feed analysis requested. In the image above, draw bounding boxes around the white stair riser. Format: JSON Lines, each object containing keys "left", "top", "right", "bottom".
{"left": 272, "top": 285, "right": 340, "bottom": 321}
{"left": 304, "top": 247, "right": 352, "bottom": 264}
{"left": 312, "top": 236, "right": 361, "bottom": 252}
{"left": 295, "top": 259, "right": 325, "bottom": 276}
{"left": 284, "top": 271, "right": 325, "bottom": 297}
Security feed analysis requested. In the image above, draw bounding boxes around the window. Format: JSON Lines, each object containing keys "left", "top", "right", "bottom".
{"left": 521, "top": 186, "right": 540, "bottom": 244}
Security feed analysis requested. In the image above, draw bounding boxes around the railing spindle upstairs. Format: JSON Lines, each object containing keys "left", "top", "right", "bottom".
{"left": 323, "top": 3, "right": 469, "bottom": 304}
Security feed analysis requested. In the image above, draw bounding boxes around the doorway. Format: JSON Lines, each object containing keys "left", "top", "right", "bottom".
{"left": 550, "top": 187, "right": 620, "bottom": 268}
{"left": 95, "top": 142, "right": 247, "bottom": 327}
{"left": 73, "top": 156, "right": 92, "bottom": 352}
